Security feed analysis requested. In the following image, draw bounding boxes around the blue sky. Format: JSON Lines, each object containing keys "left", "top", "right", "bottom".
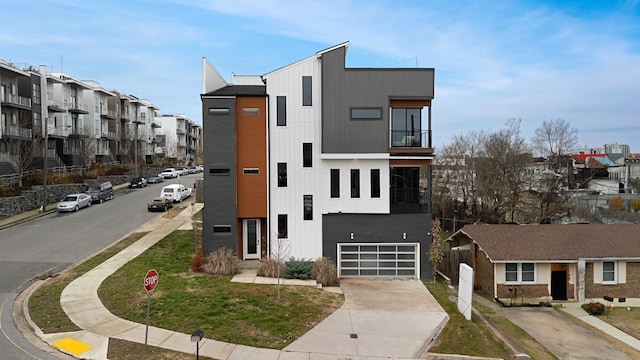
{"left": 2, "top": 0, "right": 640, "bottom": 152}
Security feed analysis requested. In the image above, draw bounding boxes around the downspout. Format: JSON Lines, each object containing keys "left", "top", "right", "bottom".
{"left": 263, "top": 76, "right": 271, "bottom": 258}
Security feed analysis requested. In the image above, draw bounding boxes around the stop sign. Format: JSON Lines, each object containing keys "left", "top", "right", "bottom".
{"left": 144, "top": 269, "right": 159, "bottom": 292}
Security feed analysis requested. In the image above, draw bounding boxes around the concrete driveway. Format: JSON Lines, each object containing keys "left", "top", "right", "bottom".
{"left": 283, "top": 278, "right": 449, "bottom": 358}
{"left": 496, "top": 305, "right": 635, "bottom": 360}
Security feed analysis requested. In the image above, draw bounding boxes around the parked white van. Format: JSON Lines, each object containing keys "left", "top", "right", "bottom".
{"left": 160, "top": 184, "right": 192, "bottom": 203}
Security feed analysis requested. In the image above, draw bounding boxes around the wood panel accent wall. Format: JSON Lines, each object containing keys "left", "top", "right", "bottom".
{"left": 236, "top": 96, "right": 267, "bottom": 218}
{"left": 390, "top": 99, "right": 431, "bottom": 108}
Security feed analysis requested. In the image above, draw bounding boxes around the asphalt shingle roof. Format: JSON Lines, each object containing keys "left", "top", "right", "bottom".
{"left": 458, "top": 224, "right": 640, "bottom": 262}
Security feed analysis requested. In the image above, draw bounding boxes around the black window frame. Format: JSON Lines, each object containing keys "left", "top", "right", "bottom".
{"left": 302, "top": 76, "right": 312, "bottom": 106}
{"left": 277, "top": 162, "right": 287, "bottom": 187}
{"left": 371, "top": 169, "right": 380, "bottom": 198}
{"left": 351, "top": 169, "right": 360, "bottom": 198}
{"left": 277, "top": 96, "right": 286, "bottom": 126}
{"left": 277, "top": 214, "right": 288, "bottom": 238}
{"left": 330, "top": 169, "right": 340, "bottom": 198}
{"left": 303, "top": 143, "right": 312, "bottom": 168}
{"left": 303, "top": 195, "right": 313, "bottom": 220}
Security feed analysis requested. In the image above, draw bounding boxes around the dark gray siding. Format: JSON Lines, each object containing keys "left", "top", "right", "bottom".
{"left": 321, "top": 46, "right": 435, "bottom": 153}
{"left": 322, "top": 213, "right": 433, "bottom": 280}
{"left": 202, "top": 97, "right": 237, "bottom": 255}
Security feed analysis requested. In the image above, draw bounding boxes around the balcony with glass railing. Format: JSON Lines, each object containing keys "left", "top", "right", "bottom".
{"left": 100, "top": 109, "right": 117, "bottom": 120}
{"left": 1, "top": 124, "right": 32, "bottom": 139}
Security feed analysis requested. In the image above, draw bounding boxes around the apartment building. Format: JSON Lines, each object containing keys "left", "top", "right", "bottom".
{"left": 201, "top": 42, "right": 435, "bottom": 279}
{"left": 0, "top": 61, "right": 163, "bottom": 174}
{"left": 155, "top": 114, "right": 203, "bottom": 165}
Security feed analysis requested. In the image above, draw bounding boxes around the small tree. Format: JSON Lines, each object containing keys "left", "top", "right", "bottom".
{"left": 270, "top": 232, "right": 290, "bottom": 302}
{"left": 428, "top": 218, "right": 445, "bottom": 281}
{"left": 5, "top": 138, "right": 36, "bottom": 187}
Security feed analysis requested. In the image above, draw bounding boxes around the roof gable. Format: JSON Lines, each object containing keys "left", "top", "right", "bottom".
{"left": 457, "top": 224, "right": 640, "bottom": 262}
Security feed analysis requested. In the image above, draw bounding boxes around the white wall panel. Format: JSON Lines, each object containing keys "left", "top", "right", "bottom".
{"left": 320, "top": 158, "right": 390, "bottom": 214}
{"left": 265, "top": 56, "right": 323, "bottom": 260}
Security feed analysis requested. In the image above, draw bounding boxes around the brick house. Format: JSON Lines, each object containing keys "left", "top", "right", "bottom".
{"left": 448, "top": 224, "right": 640, "bottom": 303}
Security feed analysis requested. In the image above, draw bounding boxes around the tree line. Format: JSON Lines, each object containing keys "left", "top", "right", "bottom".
{"left": 432, "top": 118, "right": 580, "bottom": 227}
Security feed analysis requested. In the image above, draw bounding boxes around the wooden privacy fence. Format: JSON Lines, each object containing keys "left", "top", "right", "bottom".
{"left": 436, "top": 249, "right": 471, "bottom": 284}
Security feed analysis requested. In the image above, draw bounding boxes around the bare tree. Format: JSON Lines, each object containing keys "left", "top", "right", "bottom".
{"left": 270, "top": 232, "right": 291, "bottom": 302}
{"left": 476, "top": 119, "right": 532, "bottom": 223}
{"left": 531, "top": 118, "right": 578, "bottom": 171}
{"left": 76, "top": 138, "right": 96, "bottom": 169}
{"left": 5, "top": 138, "right": 36, "bottom": 187}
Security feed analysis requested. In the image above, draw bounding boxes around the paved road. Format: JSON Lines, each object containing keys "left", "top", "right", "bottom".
{"left": 0, "top": 175, "right": 199, "bottom": 359}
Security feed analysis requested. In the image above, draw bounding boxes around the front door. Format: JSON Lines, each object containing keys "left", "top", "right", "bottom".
{"left": 551, "top": 270, "right": 568, "bottom": 300}
{"left": 243, "top": 219, "right": 260, "bottom": 260}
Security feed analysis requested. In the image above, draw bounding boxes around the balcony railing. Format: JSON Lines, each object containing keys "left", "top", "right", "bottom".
{"left": 1, "top": 125, "right": 32, "bottom": 139}
{"left": 47, "top": 99, "right": 66, "bottom": 113}
{"left": 390, "top": 130, "right": 430, "bottom": 148}
{"left": 101, "top": 131, "right": 118, "bottom": 139}
{"left": 100, "top": 109, "right": 117, "bottom": 119}
{"left": 390, "top": 187, "right": 429, "bottom": 214}
{"left": 1, "top": 93, "right": 31, "bottom": 108}
{"left": 69, "top": 102, "right": 89, "bottom": 114}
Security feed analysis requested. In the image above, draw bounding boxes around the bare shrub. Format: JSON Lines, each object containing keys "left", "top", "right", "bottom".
{"left": 257, "top": 257, "right": 284, "bottom": 278}
{"left": 310, "top": 257, "right": 339, "bottom": 286}
{"left": 202, "top": 248, "right": 239, "bottom": 275}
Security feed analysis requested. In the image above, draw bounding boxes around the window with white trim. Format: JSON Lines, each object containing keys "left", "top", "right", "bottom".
{"left": 602, "top": 261, "right": 617, "bottom": 284}
{"left": 504, "top": 263, "right": 536, "bottom": 283}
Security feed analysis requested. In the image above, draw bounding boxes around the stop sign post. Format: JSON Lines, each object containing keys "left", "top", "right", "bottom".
{"left": 144, "top": 269, "right": 158, "bottom": 355}
{"left": 144, "top": 269, "right": 159, "bottom": 292}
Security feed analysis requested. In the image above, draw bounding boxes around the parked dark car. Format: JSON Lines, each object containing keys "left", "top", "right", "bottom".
{"left": 147, "top": 197, "right": 173, "bottom": 212}
{"left": 129, "top": 177, "right": 147, "bottom": 189}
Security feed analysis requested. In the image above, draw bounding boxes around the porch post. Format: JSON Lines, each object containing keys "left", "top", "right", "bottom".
{"left": 577, "top": 259, "right": 586, "bottom": 302}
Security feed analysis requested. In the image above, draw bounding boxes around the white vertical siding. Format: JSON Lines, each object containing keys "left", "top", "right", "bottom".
{"left": 265, "top": 56, "right": 323, "bottom": 261}
{"left": 320, "top": 158, "right": 390, "bottom": 214}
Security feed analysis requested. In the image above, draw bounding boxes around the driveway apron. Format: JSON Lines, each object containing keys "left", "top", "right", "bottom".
{"left": 283, "top": 278, "right": 449, "bottom": 358}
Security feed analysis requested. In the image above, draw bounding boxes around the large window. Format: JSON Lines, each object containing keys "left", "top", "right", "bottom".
{"left": 303, "top": 195, "right": 313, "bottom": 220}
{"left": 277, "top": 163, "right": 287, "bottom": 187}
{"left": 303, "top": 143, "right": 312, "bottom": 167}
{"left": 302, "top": 76, "right": 312, "bottom": 106}
{"left": 278, "top": 214, "right": 288, "bottom": 238}
{"left": 391, "top": 108, "right": 421, "bottom": 147}
{"left": 371, "top": 169, "right": 380, "bottom": 198}
{"left": 602, "top": 261, "right": 617, "bottom": 283}
{"left": 330, "top": 169, "right": 340, "bottom": 198}
{"left": 351, "top": 169, "right": 360, "bottom": 198}
{"left": 505, "top": 263, "right": 536, "bottom": 283}
{"left": 277, "top": 96, "right": 286, "bottom": 126}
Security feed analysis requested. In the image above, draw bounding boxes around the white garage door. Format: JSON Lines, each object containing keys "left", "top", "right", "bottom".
{"left": 338, "top": 243, "right": 419, "bottom": 278}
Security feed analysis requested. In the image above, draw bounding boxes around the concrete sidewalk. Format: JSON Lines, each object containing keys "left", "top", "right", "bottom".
{"left": 27, "top": 204, "right": 450, "bottom": 360}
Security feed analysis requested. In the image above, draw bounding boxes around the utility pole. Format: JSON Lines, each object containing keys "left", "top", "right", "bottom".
{"left": 134, "top": 120, "right": 138, "bottom": 177}
{"left": 40, "top": 65, "right": 48, "bottom": 212}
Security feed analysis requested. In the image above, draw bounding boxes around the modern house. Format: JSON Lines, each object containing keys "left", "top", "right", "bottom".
{"left": 448, "top": 224, "right": 640, "bottom": 303}
{"left": 201, "top": 42, "right": 435, "bottom": 279}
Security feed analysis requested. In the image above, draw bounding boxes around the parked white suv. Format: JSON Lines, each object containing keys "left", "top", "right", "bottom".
{"left": 159, "top": 168, "right": 179, "bottom": 179}
{"left": 160, "top": 184, "right": 192, "bottom": 203}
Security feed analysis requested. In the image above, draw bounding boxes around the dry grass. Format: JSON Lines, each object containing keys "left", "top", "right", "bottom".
{"left": 257, "top": 257, "right": 284, "bottom": 278}
{"left": 202, "top": 247, "right": 240, "bottom": 275}
{"left": 311, "top": 257, "right": 339, "bottom": 286}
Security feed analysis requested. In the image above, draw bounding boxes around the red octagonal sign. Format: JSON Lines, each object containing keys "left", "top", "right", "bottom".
{"left": 144, "top": 269, "right": 159, "bottom": 292}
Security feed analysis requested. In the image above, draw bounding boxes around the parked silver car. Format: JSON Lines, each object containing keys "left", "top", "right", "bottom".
{"left": 57, "top": 193, "right": 92, "bottom": 212}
